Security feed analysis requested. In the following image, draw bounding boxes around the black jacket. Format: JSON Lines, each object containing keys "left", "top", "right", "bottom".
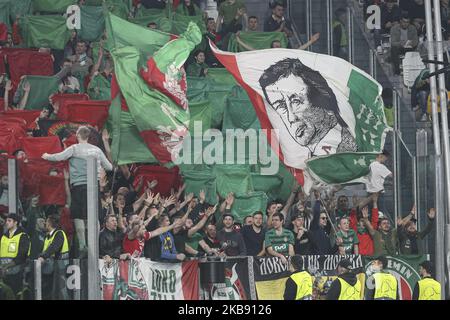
{"left": 99, "top": 228, "right": 123, "bottom": 259}
{"left": 326, "top": 272, "right": 358, "bottom": 300}
{"left": 1, "top": 227, "right": 30, "bottom": 265}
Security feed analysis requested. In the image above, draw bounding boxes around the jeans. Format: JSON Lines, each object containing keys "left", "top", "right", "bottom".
{"left": 417, "top": 90, "right": 429, "bottom": 115}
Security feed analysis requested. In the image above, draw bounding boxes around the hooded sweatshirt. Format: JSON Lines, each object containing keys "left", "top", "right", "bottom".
{"left": 326, "top": 272, "right": 359, "bottom": 300}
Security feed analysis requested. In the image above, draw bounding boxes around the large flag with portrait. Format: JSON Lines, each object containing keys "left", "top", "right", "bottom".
{"left": 211, "top": 43, "right": 391, "bottom": 191}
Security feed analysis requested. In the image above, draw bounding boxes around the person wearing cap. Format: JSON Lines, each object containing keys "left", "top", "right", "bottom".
{"left": 283, "top": 256, "right": 313, "bottom": 300}
{"left": 0, "top": 213, "right": 30, "bottom": 296}
{"left": 326, "top": 259, "right": 361, "bottom": 300}
{"left": 289, "top": 213, "right": 311, "bottom": 255}
{"left": 217, "top": 213, "right": 247, "bottom": 257}
{"left": 365, "top": 256, "right": 399, "bottom": 300}
{"left": 413, "top": 261, "right": 441, "bottom": 300}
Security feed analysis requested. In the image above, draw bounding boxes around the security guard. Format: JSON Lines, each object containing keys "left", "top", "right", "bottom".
{"left": 326, "top": 259, "right": 361, "bottom": 300}
{"left": 38, "top": 214, "right": 69, "bottom": 262}
{"left": 413, "top": 261, "right": 441, "bottom": 300}
{"left": 0, "top": 213, "right": 30, "bottom": 296}
{"left": 284, "top": 255, "right": 313, "bottom": 300}
{"left": 366, "top": 256, "right": 399, "bottom": 300}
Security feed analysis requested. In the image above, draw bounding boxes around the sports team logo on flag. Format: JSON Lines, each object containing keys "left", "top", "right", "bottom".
{"left": 211, "top": 44, "right": 391, "bottom": 189}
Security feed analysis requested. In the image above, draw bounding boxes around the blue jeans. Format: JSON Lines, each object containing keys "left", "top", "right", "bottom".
{"left": 417, "top": 90, "right": 429, "bottom": 115}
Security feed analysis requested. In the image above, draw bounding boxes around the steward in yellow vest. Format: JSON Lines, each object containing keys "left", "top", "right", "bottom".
{"left": 38, "top": 215, "right": 69, "bottom": 261}
{"left": 284, "top": 256, "right": 313, "bottom": 300}
{"left": 326, "top": 259, "right": 361, "bottom": 300}
{"left": 0, "top": 213, "right": 30, "bottom": 296}
{"left": 413, "top": 261, "right": 441, "bottom": 300}
{"left": 366, "top": 256, "right": 399, "bottom": 300}
{"left": 0, "top": 214, "right": 30, "bottom": 267}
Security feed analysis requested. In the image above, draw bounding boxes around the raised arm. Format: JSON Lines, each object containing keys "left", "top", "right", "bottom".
{"left": 236, "top": 33, "right": 255, "bottom": 51}
{"left": 298, "top": 32, "right": 320, "bottom": 50}
{"left": 188, "top": 205, "right": 217, "bottom": 237}
{"left": 42, "top": 145, "right": 75, "bottom": 162}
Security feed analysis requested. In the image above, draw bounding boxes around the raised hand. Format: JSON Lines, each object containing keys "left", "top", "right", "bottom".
{"left": 147, "top": 179, "right": 158, "bottom": 190}
{"left": 225, "top": 192, "right": 234, "bottom": 207}
{"left": 410, "top": 205, "right": 416, "bottom": 218}
{"left": 185, "top": 192, "right": 194, "bottom": 203}
{"left": 102, "top": 128, "right": 110, "bottom": 142}
{"left": 362, "top": 206, "right": 369, "bottom": 219}
{"left": 153, "top": 193, "right": 160, "bottom": 205}
{"left": 311, "top": 32, "right": 320, "bottom": 43}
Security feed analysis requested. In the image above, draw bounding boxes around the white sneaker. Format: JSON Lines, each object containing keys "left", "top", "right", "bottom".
{"left": 377, "top": 46, "right": 383, "bottom": 54}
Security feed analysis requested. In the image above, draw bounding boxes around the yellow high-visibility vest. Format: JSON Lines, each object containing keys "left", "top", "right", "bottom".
{"left": 289, "top": 271, "right": 313, "bottom": 300}
{"left": 0, "top": 232, "right": 30, "bottom": 260}
{"left": 338, "top": 277, "right": 361, "bottom": 300}
{"left": 418, "top": 278, "right": 441, "bottom": 300}
{"left": 42, "top": 229, "right": 69, "bottom": 258}
{"left": 332, "top": 20, "right": 348, "bottom": 47}
{"left": 373, "top": 272, "right": 397, "bottom": 300}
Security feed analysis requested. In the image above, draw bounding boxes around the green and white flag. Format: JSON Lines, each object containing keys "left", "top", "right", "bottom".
{"left": 211, "top": 44, "right": 391, "bottom": 189}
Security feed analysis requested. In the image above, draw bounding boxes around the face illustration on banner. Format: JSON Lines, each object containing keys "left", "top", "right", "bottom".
{"left": 259, "top": 58, "right": 357, "bottom": 156}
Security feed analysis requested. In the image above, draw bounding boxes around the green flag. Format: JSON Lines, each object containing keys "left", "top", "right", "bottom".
{"left": 228, "top": 31, "right": 288, "bottom": 52}
{"left": 108, "top": 95, "right": 157, "bottom": 165}
{"left": 16, "top": 75, "right": 59, "bottom": 110}
{"left": 306, "top": 69, "right": 390, "bottom": 185}
{"left": 32, "top": 0, "right": 75, "bottom": 13}
{"left": 0, "top": 0, "right": 11, "bottom": 28}
{"left": 180, "top": 167, "right": 218, "bottom": 205}
{"left": 19, "top": 15, "right": 71, "bottom": 49}
{"left": 231, "top": 191, "right": 269, "bottom": 223}
{"left": 87, "top": 73, "right": 111, "bottom": 100}
{"left": 78, "top": 5, "right": 105, "bottom": 42}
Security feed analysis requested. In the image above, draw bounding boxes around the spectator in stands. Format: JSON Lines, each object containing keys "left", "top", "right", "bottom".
{"left": 243, "top": 215, "right": 253, "bottom": 226}
{"left": 333, "top": 8, "right": 348, "bottom": 59}
{"left": 186, "top": 50, "right": 209, "bottom": 77}
{"left": 122, "top": 214, "right": 181, "bottom": 258}
{"left": 335, "top": 217, "right": 359, "bottom": 255}
{"left": 68, "top": 40, "right": 93, "bottom": 80}
{"left": 265, "top": 212, "right": 294, "bottom": 264}
{"left": 374, "top": 0, "right": 401, "bottom": 49}
{"left": 176, "top": 0, "right": 201, "bottom": 16}
{"left": 99, "top": 215, "right": 128, "bottom": 264}
{"left": 158, "top": 214, "right": 186, "bottom": 262}
{"left": 405, "top": 0, "right": 426, "bottom": 31}
{"left": 217, "top": 213, "right": 247, "bottom": 256}
{"left": 335, "top": 195, "right": 350, "bottom": 222}
{"left": 309, "top": 200, "right": 339, "bottom": 254}
{"left": 411, "top": 68, "right": 430, "bottom": 121}
{"left": 216, "top": 0, "right": 247, "bottom": 37}
{"left": 6, "top": 78, "right": 30, "bottom": 110}
{"left": 199, "top": 223, "right": 221, "bottom": 255}
{"left": 241, "top": 211, "right": 266, "bottom": 256}
{"left": 290, "top": 213, "right": 311, "bottom": 255}
{"left": 381, "top": 0, "right": 401, "bottom": 33}
{"left": 352, "top": 198, "right": 378, "bottom": 256}
{"left": 58, "top": 59, "right": 80, "bottom": 94}
{"left": 364, "top": 212, "right": 399, "bottom": 256}
{"left": 390, "top": 14, "right": 418, "bottom": 75}
{"left": 247, "top": 16, "right": 259, "bottom": 32}
{"left": 264, "top": 3, "right": 293, "bottom": 38}
{"left": 398, "top": 207, "right": 435, "bottom": 255}
{"left": 147, "top": 22, "right": 158, "bottom": 29}
{"left": 42, "top": 126, "right": 113, "bottom": 258}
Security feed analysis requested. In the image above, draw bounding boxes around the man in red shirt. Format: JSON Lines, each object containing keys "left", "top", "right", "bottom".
{"left": 122, "top": 210, "right": 182, "bottom": 258}
{"left": 349, "top": 196, "right": 379, "bottom": 256}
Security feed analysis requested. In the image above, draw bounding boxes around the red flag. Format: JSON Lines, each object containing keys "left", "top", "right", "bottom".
{"left": 20, "top": 136, "right": 63, "bottom": 159}
{"left": 7, "top": 50, "right": 54, "bottom": 87}
{"left": 1, "top": 110, "right": 41, "bottom": 129}
{"left": 58, "top": 100, "right": 109, "bottom": 129}
{"left": 66, "top": 101, "right": 110, "bottom": 129}
{"left": 132, "top": 165, "right": 181, "bottom": 197}
{"left": 19, "top": 159, "right": 67, "bottom": 197}
{"left": 0, "top": 119, "right": 27, "bottom": 155}
{"left": 38, "top": 174, "right": 66, "bottom": 206}
{"left": 0, "top": 23, "right": 7, "bottom": 42}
